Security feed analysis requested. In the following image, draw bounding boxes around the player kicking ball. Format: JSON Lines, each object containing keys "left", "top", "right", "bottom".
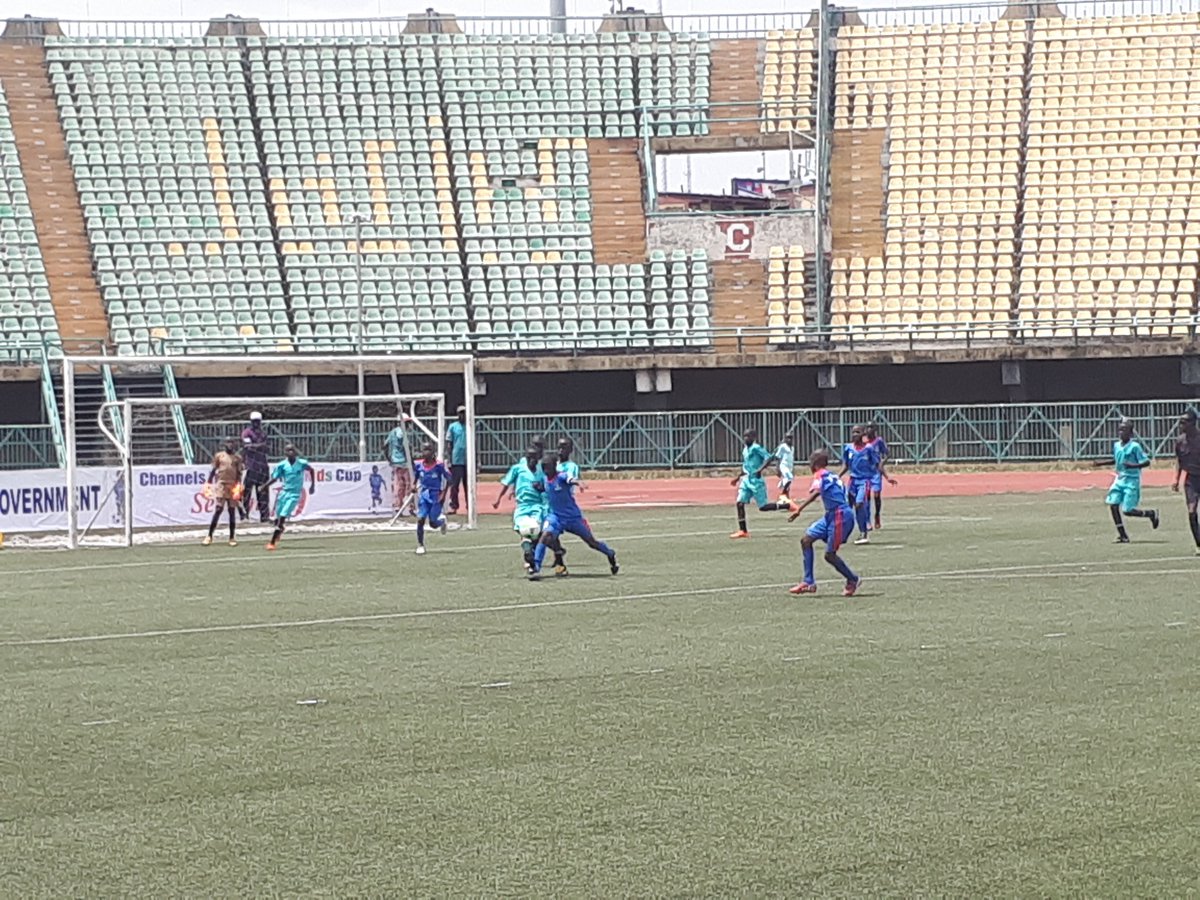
{"left": 786, "top": 449, "right": 863, "bottom": 597}
{"left": 730, "top": 428, "right": 791, "bottom": 539}
{"left": 412, "top": 442, "right": 450, "bottom": 555}
{"left": 528, "top": 454, "right": 618, "bottom": 580}
{"left": 264, "top": 444, "right": 315, "bottom": 551}
{"left": 1095, "top": 417, "right": 1159, "bottom": 543}
{"left": 493, "top": 445, "right": 564, "bottom": 574}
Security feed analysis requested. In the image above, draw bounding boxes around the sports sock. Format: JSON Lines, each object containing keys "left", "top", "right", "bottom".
{"left": 270, "top": 518, "right": 284, "bottom": 545}
{"left": 533, "top": 540, "right": 549, "bottom": 570}
{"left": 1110, "top": 505, "right": 1128, "bottom": 539}
{"left": 1126, "top": 508, "right": 1150, "bottom": 518}
{"left": 416, "top": 518, "right": 425, "bottom": 545}
{"left": 802, "top": 543, "right": 815, "bottom": 584}
{"left": 855, "top": 502, "right": 870, "bottom": 535}
{"left": 207, "top": 508, "right": 222, "bottom": 538}
{"left": 593, "top": 540, "right": 614, "bottom": 558}
{"left": 736, "top": 504, "right": 747, "bottom": 532}
{"left": 873, "top": 494, "right": 883, "bottom": 522}
{"left": 520, "top": 539, "right": 532, "bottom": 556}
{"left": 1189, "top": 511, "right": 1199, "bottom": 546}
{"left": 759, "top": 502, "right": 788, "bottom": 512}
{"left": 828, "top": 554, "right": 858, "bottom": 583}
{"left": 227, "top": 508, "right": 236, "bottom": 540}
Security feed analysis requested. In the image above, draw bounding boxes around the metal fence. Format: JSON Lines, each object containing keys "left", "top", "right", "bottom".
{"left": 0, "top": 425, "right": 60, "bottom": 470}
{"left": 475, "top": 401, "right": 1200, "bottom": 472}
{"left": 1, "top": 400, "right": 1196, "bottom": 471}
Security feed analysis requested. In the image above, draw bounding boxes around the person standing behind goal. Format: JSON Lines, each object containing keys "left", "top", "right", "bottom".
{"left": 383, "top": 414, "right": 412, "bottom": 514}
{"left": 240, "top": 411, "right": 271, "bottom": 523}
{"left": 446, "top": 405, "right": 469, "bottom": 515}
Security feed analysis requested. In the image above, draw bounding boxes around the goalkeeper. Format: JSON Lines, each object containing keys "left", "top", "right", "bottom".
{"left": 203, "top": 437, "right": 244, "bottom": 547}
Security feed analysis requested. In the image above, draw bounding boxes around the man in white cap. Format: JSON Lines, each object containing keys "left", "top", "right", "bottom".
{"left": 241, "top": 410, "right": 272, "bottom": 522}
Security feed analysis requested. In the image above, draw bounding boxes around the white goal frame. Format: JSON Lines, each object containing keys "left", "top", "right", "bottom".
{"left": 62, "top": 353, "right": 478, "bottom": 549}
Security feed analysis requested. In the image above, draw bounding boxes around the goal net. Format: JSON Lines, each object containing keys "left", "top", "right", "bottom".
{"left": 52, "top": 353, "right": 478, "bottom": 549}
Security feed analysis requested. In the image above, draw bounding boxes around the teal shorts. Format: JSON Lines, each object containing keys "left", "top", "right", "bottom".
{"left": 737, "top": 477, "right": 768, "bottom": 507}
{"left": 1105, "top": 479, "right": 1141, "bottom": 513}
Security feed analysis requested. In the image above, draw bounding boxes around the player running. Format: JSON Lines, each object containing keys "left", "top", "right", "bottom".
{"left": 730, "top": 428, "right": 790, "bottom": 539}
{"left": 1095, "top": 417, "right": 1159, "bottom": 543}
{"left": 264, "top": 443, "right": 316, "bottom": 551}
{"left": 411, "top": 442, "right": 450, "bottom": 555}
{"left": 864, "top": 422, "right": 892, "bottom": 530}
{"left": 840, "top": 425, "right": 887, "bottom": 544}
{"left": 203, "top": 436, "right": 244, "bottom": 546}
{"left": 529, "top": 454, "right": 618, "bottom": 580}
{"left": 773, "top": 432, "right": 796, "bottom": 503}
{"left": 1172, "top": 410, "right": 1200, "bottom": 554}
{"left": 786, "top": 449, "right": 863, "bottom": 597}
{"left": 494, "top": 446, "right": 556, "bottom": 573}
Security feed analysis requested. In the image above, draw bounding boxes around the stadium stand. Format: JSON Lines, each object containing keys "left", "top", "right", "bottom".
{"left": 0, "top": 10, "right": 1194, "bottom": 357}
{"left": 761, "top": 28, "right": 816, "bottom": 136}
{"left": 0, "top": 78, "right": 61, "bottom": 358}
{"left": 1021, "top": 12, "right": 1200, "bottom": 338}
{"left": 831, "top": 20, "right": 1025, "bottom": 341}
{"left": 44, "top": 36, "right": 286, "bottom": 355}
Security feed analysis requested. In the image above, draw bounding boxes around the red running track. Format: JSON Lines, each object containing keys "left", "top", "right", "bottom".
{"left": 480, "top": 469, "right": 1179, "bottom": 513}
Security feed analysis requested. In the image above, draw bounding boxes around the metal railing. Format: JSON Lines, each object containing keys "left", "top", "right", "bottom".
{"left": 1, "top": 400, "right": 1195, "bottom": 471}
{"left": 0, "top": 425, "right": 60, "bottom": 470}
{"left": 476, "top": 401, "right": 1200, "bottom": 472}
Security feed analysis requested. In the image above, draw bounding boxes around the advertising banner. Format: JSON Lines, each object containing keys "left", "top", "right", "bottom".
{"left": 0, "top": 462, "right": 398, "bottom": 533}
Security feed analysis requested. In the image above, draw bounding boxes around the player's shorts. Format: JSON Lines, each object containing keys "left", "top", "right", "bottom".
{"left": 1184, "top": 473, "right": 1200, "bottom": 507}
{"left": 778, "top": 469, "right": 794, "bottom": 492}
{"left": 870, "top": 473, "right": 884, "bottom": 493}
{"left": 806, "top": 507, "right": 855, "bottom": 552}
{"left": 1105, "top": 479, "right": 1141, "bottom": 513}
{"left": 418, "top": 495, "right": 444, "bottom": 523}
{"left": 210, "top": 482, "right": 239, "bottom": 502}
{"left": 513, "top": 513, "right": 543, "bottom": 540}
{"left": 848, "top": 477, "right": 872, "bottom": 506}
{"left": 543, "top": 513, "right": 594, "bottom": 541}
{"left": 736, "top": 477, "right": 769, "bottom": 507}
{"left": 275, "top": 490, "right": 301, "bottom": 519}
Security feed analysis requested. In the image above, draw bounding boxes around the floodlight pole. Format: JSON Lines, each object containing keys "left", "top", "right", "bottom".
{"left": 348, "top": 210, "right": 368, "bottom": 462}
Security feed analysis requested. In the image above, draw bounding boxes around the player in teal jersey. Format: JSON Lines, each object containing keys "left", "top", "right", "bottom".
{"left": 263, "top": 444, "right": 316, "bottom": 551}
{"left": 730, "top": 428, "right": 791, "bottom": 539}
{"left": 557, "top": 437, "right": 581, "bottom": 482}
{"left": 494, "top": 446, "right": 567, "bottom": 574}
{"left": 1095, "top": 418, "right": 1159, "bottom": 543}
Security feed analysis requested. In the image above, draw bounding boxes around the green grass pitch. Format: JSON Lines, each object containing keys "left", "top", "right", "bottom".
{"left": 2, "top": 492, "right": 1199, "bottom": 896}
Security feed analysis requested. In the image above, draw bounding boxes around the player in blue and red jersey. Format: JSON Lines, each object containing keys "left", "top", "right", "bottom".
{"left": 529, "top": 454, "right": 618, "bottom": 580}
{"left": 786, "top": 449, "right": 862, "bottom": 597}
{"left": 864, "top": 421, "right": 896, "bottom": 531}
{"left": 411, "top": 441, "right": 450, "bottom": 555}
{"left": 840, "top": 425, "right": 882, "bottom": 544}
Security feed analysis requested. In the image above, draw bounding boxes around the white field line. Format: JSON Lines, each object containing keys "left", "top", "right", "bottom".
{"left": 3, "top": 556, "right": 1197, "bottom": 648}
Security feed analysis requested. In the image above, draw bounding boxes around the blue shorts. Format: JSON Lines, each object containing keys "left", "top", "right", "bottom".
{"left": 275, "top": 491, "right": 301, "bottom": 519}
{"left": 870, "top": 473, "right": 884, "bottom": 493}
{"left": 848, "top": 477, "right": 871, "bottom": 506}
{"left": 543, "top": 513, "right": 594, "bottom": 541}
{"left": 736, "top": 477, "right": 769, "bottom": 507}
{"left": 805, "top": 507, "right": 855, "bottom": 552}
{"left": 418, "top": 495, "right": 444, "bottom": 523}
{"left": 1105, "top": 480, "right": 1141, "bottom": 513}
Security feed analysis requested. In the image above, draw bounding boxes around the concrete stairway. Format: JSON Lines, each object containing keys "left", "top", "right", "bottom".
{"left": 829, "top": 127, "right": 887, "bottom": 260}
{"left": 587, "top": 138, "right": 648, "bottom": 265}
{"left": 711, "top": 259, "right": 767, "bottom": 352}
{"left": 0, "top": 41, "right": 107, "bottom": 348}
{"left": 708, "top": 38, "right": 763, "bottom": 141}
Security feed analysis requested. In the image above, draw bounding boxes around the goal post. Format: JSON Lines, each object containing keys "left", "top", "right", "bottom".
{"left": 59, "top": 353, "right": 479, "bottom": 549}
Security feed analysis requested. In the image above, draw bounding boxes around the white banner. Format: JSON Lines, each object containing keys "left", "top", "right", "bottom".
{"left": 0, "top": 462, "right": 400, "bottom": 533}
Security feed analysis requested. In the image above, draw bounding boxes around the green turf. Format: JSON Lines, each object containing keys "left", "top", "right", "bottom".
{"left": 2, "top": 493, "right": 1199, "bottom": 896}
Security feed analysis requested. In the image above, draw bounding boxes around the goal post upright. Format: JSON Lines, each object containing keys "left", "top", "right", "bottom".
{"left": 61, "top": 352, "right": 478, "bottom": 548}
